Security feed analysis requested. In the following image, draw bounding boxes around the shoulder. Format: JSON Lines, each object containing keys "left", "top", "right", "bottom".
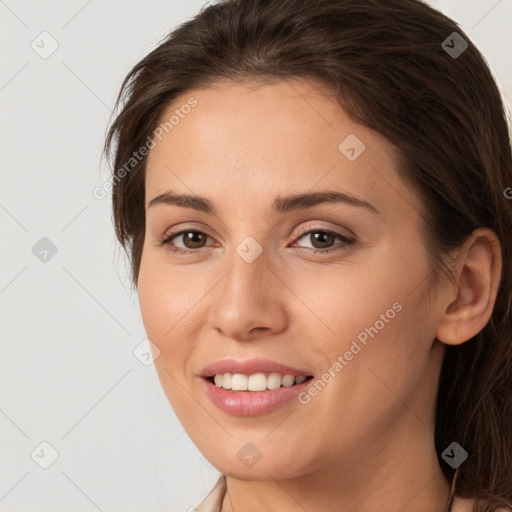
{"left": 452, "top": 496, "right": 476, "bottom": 512}
{"left": 453, "top": 496, "right": 512, "bottom": 512}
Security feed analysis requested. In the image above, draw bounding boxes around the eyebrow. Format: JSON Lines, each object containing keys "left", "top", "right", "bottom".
{"left": 147, "top": 190, "right": 380, "bottom": 215}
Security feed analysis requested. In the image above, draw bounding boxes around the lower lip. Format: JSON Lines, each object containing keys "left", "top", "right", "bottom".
{"left": 200, "top": 377, "right": 312, "bottom": 416}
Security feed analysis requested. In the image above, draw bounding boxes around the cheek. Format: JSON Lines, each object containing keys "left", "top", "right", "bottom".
{"left": 137, "top": 256, "right": 206, "bottom": 425}
{"left": 290, "top": 243, "right": 434, "bottom": 403}
{"left": 137, "top": 251, "right": 205, "bottom": 345}
{"left": 288, "top": 249, "right": 427, "bottom": 346}
{"left": 137, "top": 272, "right": 170, "bottom": 346}
{"left": 137, "top": 256, "right": 194, "bottom": 396}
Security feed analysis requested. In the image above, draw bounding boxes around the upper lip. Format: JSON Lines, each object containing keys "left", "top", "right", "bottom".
{"left": 199, "top": 358, "right": 312, "bottom": 378}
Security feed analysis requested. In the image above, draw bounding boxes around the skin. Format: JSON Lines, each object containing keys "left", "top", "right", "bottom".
{"left": 137, "top": 78, "right": 501, "bottom": 512}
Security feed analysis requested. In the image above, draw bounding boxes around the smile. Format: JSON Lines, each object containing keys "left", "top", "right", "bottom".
{"left": 208, "top": 372, "right": 308, "bottom": 391}
{"left": 198, "top": 358, "right": 315, "bottom": 416}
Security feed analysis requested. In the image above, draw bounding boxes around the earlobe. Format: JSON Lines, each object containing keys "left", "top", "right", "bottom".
{"left": 435, "top": 229, "right": 502, "bottom": 347}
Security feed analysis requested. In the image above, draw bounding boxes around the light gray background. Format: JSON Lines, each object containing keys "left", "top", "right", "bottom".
{"left": 1, "top": 1, "right": 511, "bottom": 511}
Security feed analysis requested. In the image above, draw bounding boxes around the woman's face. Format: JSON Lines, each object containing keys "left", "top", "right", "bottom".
{"left": 138, "top": 78, "right": 447, "bottom": 480}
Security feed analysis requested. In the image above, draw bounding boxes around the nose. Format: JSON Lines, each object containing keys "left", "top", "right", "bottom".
{"left": 209, "top": 247, "right": 288, "bottom": 341}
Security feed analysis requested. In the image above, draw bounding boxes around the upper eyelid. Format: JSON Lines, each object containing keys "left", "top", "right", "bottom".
{"left": 166, "top": 225, "right": 349, "bottom": 238}
{"left": 293, "top": 223, "right": 354, "bottom": 238}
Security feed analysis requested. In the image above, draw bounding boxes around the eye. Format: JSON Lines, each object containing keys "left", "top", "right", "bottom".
{"left": 292, "top": 226, "right": 356, "bottom": 253}
{"left": 157, "top": 229, "right": 213, "bottom": 254}
{"left": 156, "top": 225, "right": 356, "bottom": 256}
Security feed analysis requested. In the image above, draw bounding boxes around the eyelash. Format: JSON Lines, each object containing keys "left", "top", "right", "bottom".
{"left": 156, "top": 225, "right": 356, "bottom": 256}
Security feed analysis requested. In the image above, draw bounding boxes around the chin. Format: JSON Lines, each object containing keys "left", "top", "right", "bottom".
{"left": 212, "top": 459, "right": 303, "bottom": 481}
{"left": 197, "top": 441, "right": 314, "bottom": 481}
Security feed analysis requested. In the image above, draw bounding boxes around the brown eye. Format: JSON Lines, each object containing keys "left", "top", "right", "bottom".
{"left": 307, "top": 231, "right": 337, "bottom": 249}
{"left": 294, "top": 229, "right": 355, "bottom": 253}
{"left": 179, "top": 231, "right": 208, "bottom": 249}
{"left": 158, "top": 229, "right": 213, "bottom": 254}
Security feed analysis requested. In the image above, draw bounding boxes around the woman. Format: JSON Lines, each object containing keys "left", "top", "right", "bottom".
{"left": 104, "top": 0, "right": 512, "bottom": 510}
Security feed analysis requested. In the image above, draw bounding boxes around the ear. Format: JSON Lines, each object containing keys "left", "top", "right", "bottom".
{"left": 436, "top": 228, "right": 502, "bottom": 346}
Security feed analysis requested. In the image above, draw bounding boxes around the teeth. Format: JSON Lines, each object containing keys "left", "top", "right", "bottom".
{"left": 221, "top": 373, "right": 232, "bottom": 390}
{"left": 231, "top": 373, "right": 248, "bottom": 391}
{"left": 282, "top": 375, "right": 295, "bottom": 387}
{"left": 248, "top": 373, "right": 267, "bottom": 391}
{"left": 211, "top": 372, "right": 308, "bottom": 391}
{"left": 267, "top": 372, "right": 282, "bottom": 390}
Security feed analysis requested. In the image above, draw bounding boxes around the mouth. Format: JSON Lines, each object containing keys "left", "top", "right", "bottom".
{"left": 198, "top": 358, "right": 315, "bottom": 416}
{"left": 204, "top": 372, "right": 314, "bottom": 391}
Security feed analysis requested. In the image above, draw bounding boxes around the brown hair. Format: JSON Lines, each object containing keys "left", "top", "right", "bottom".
{"left": 104, "top": 0, "right": 512, "bottom": 508}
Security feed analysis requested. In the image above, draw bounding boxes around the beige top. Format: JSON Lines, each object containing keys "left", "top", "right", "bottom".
{"left": 195, "top": 475, "right": 227, "bottom": 512}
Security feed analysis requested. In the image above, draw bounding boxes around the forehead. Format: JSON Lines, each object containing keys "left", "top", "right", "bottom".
{"left": 144, "top": 78, "right": 415, "bottom": 217}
